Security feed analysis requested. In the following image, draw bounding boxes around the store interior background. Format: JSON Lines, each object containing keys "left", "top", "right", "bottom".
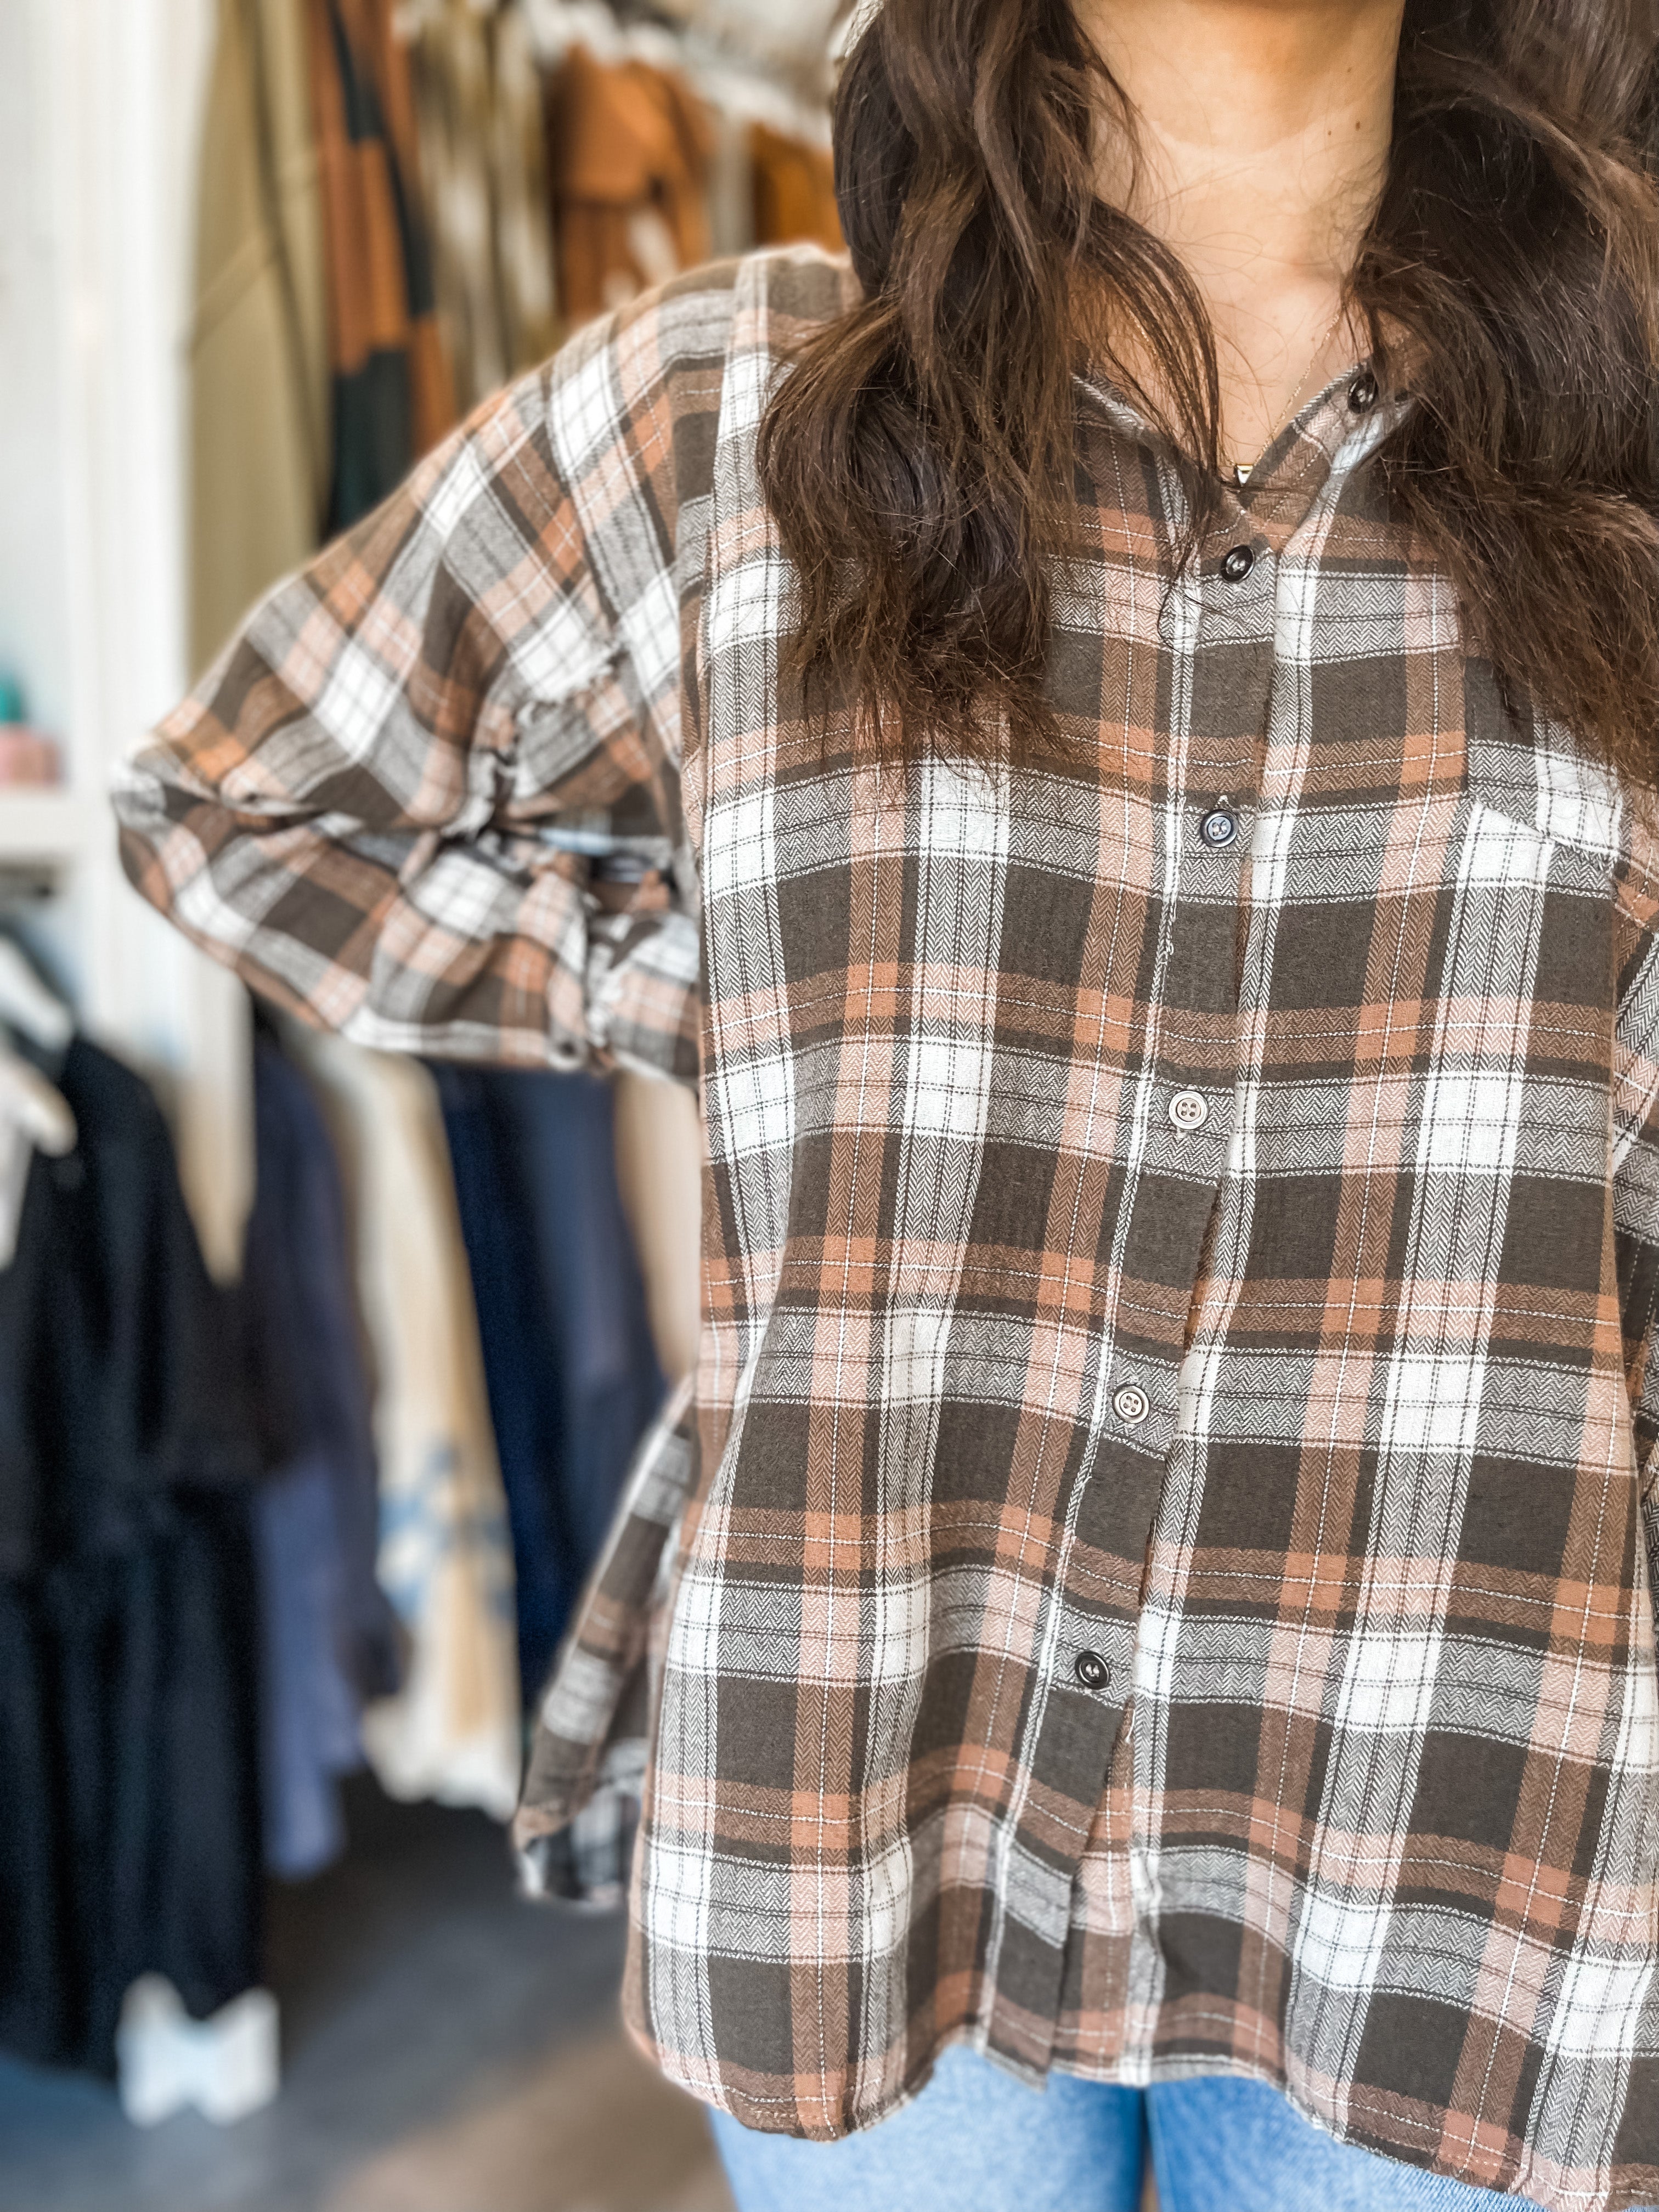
{"left": 0, "top": 2, "right": 840, "bottom": 2205}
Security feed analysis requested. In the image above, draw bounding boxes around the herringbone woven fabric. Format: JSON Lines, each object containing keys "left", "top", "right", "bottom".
{"left": 115, "top": 246, "right": 1659, "bottom": 2212}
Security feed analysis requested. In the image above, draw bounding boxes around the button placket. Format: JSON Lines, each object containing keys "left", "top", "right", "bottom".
{"left": 963, "top": 402, "right": 1348, "bottom": 2073}
{"left": 997, "top": 431, "right": 1284, "bottom": 2022}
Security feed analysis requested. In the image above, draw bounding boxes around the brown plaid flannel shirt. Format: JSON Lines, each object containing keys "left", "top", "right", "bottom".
{"left": 115, "top": 246, "right": 1659, "bottom": 2212}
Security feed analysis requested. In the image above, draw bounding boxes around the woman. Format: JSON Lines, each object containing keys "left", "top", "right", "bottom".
{"left": 115, "top": 2, "right": 1659, "bottom": 2208}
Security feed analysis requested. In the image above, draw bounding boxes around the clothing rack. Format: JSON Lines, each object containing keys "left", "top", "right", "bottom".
{"left": 517, "top": 0, "right": 836, "bottom": 142}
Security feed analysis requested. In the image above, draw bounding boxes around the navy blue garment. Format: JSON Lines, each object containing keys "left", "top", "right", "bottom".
{"left": 245, "top": 1029, "right": 398, "bottom": 1706}
{"left": 243, "top": 1029, "right": 401, "bottom": 1877}
{"left": 428, "top": 1065, "right": 665, "bottom": 1701}
{"left": 250, "top": 1462, "right": 365, "bottom": 1879}
{"left": 0, "top": 1040, "right": 263, "bottom": 2075}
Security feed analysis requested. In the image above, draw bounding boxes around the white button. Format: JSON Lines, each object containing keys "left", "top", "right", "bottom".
{"left": 1169, "top": 1089, "right": 1209, "bottom": 1132}
{"left": 1112, "top": 1383, "right": 1150, "bottom": 1426}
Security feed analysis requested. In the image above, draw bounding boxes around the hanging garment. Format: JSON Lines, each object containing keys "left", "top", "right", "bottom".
{"left": 306, "top": 0, "right": 456, "bottom": 530}
{"left": 0, "top": 1040, "right": 264, "bottom": 1579}
{"left": 408, "top": 0, "right": 557, "bottom": 415}
{"left": 0, "top": 1576, "right": 63, "bottom": 2062}
{"left": 30, "top": 1502, "right": 262, "bottom": 2077}
{"left": 425, "top": 1064, "right": 566, "bottom": 1707}
{"left": 545, "top": 45, "right": 713, "bottom": 321}
{"left": 0, "top": 1042, "right": 263, "bottom": 2074}
{"left": 703, "top": 104, "right": 757, "bottom": 262}
{"left": 429, "top": 1064, "right": 664, "bottom": 1702}
{"left": 748, "top": 121, "right": 840, "bottom": 251}
{"left": 188, "top": 0, "right": 330, "bottom": 675}
{"left": 245, "top": 1031, "right": 397, "bottom": 1704}
{"left": 282, "top": 1030, "right": 521, "bottom": 1819}
{"left": 249, "top": 1468, "right": 362, "bottom": 1880}
{"left": 242, "top": 1029, "right": 400, "bottom": 1877}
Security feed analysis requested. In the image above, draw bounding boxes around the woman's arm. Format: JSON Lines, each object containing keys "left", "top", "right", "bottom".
{"left": 113, "top": 298, "right": 715, "bottom": 1088}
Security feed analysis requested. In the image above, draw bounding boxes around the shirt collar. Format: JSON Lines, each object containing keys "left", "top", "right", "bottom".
{"left": 1072, "top": 357, "right": 1411, "bottom": 543}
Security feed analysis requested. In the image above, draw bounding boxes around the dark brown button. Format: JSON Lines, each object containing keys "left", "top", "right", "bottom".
{"left": 1074, "top": 1649, "right": 1111, "bottom": 1691}
{"left": 1221, "top": 544, "right": 1255, "bottom": 583}
{"left": 1199, "top": 806, "right": 1239, "bottom": 849}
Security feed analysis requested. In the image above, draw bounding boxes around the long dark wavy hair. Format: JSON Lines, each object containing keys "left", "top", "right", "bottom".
{"left": 756, "top": 0, "right": 1659, "bottom": 790}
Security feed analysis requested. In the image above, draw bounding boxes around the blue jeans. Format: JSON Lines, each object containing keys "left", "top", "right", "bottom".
{"left": 709, "top": 2046, "right": 1533, "bottom": 2212}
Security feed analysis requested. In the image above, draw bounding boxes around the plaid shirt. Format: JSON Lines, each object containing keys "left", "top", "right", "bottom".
{"left": 115, "top": 246, "right": 1659, "bottom": 2212}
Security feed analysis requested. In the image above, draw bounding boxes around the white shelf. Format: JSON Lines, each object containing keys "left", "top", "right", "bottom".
{"left": 0, "top": 787, "right": 101, "bottom": 864}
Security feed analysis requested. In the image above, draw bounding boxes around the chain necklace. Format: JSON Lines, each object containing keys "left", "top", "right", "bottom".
{"left": 1224, "top": 302, "right": 1350, "bottom": 487}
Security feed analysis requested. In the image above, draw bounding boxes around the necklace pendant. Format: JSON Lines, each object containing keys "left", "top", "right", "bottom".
{"left": 1234, "top": 461, "right": 1252, "bottom": 486}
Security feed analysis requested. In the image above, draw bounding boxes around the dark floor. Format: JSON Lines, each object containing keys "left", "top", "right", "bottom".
{"left": 0, "top": 1776, "right": 733, "bottom": 2212}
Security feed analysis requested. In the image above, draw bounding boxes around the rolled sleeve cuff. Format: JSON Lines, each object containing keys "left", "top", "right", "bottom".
{"left": 585, "top": 904, "right": 702, "bottom": 1090}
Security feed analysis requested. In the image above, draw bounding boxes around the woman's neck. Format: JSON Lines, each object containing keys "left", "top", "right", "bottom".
{"left": 1077, "top": 0, "right": 1405, "bottom": 469}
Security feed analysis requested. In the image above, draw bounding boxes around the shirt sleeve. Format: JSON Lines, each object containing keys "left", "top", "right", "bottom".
{"left": 112, "top": 300, "right": 708, "bottom": 1090}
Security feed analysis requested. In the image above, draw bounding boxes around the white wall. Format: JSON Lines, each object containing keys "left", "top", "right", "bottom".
{"left": 0, "top": 0, "right": 252, "bottom": 1276}
{"left": 0, "top": 0, "right": 75, "bottom": 742}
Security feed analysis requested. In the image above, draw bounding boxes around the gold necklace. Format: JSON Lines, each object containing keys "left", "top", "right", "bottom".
{"left": 1226, "top": 302, "right": 1350, "bottom": 486}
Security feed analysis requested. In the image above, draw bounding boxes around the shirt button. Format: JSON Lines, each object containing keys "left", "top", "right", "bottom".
{"left": 1198, "top": 806, "right": 1238, "bottom": 848}
{"left": 1112, "top": 1383, "right": 1150, "bottom": 1425}
{"left": 1074, "top": 1649, "right": 1111, "bottom": 1691}
{"left": 1348, "top": 371, "right": 1379, "bottom": 412}
{"left": 1220, "top": 544, "right": 1254, "bottom": 582}
{"left": 1169, "top": 1088, "right": 1209, "bottom": 1132}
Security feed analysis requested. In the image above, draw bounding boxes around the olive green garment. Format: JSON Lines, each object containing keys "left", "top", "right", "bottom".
{"left": 188, "top": 0, "right": 330, "bottom": 678}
